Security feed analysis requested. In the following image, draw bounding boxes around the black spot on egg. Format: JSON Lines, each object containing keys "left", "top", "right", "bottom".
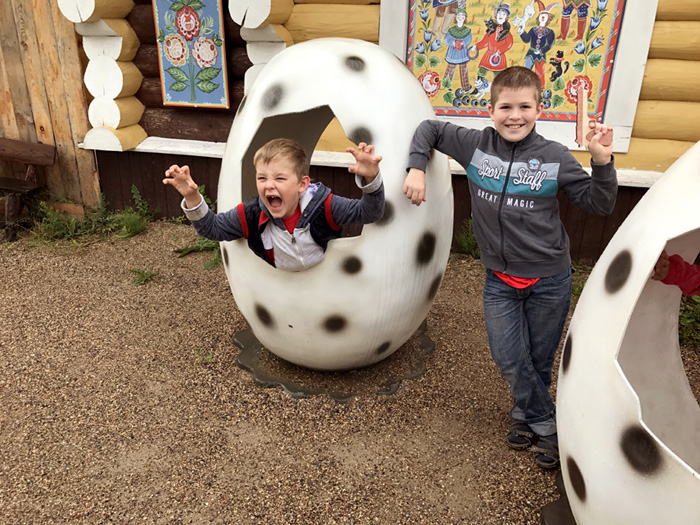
{"left": 222, "top": 246, "right": 229, "bottom": 268}
{"left": 376, "top": 342, "right": 391, "bottom": 355}
{"left": 605, "top": 250, "right": 632, "bottom": 293}
{"left": 324, "top": 315, "right": 347, "bottom": 333}
{"left": 342, "top": 256, "right": 362, "bottom": 274}
{"left": 428, "top": 274, "right": 443, "bottom": 301}
{"left": 561, "top": 335, "right": 572, "bottom": 373}
{"left": 375, "top": 201, "right": 394, "bottom": 227}
{"left": 620, "top": 425, "right": 663, "bottom": 475}
{"left": 345, "top": 56, "right": 365, "bottom": 72}
{"left": 566, "top": 457, "right": 586, "bottom": 502}
{"left": 416, "top": 232, "right": 436, "bottom": 265}
{"left": 263, "top": 84, "right": 283, "bottom": 110}
{"left": 349, "top": 127, "right": 373, "bottom": 146}
{"left": 255, "top": 304, "right": 274, "bottom": 328}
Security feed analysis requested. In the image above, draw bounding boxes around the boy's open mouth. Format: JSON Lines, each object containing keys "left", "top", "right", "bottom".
{"left": 267, "top": 195, "right": 282, "bottom": 210}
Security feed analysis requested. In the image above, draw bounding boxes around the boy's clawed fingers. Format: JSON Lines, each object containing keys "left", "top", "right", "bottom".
{"left": 586, "top": 121, "right": 613, "bottom": 147}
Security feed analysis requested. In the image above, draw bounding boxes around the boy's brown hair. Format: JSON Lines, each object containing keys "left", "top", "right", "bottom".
{"left": 254, "top": 138, "right": 308, "bottom": 181}
{"left": 490, "top": 66, "right": 542, "bottom": 106}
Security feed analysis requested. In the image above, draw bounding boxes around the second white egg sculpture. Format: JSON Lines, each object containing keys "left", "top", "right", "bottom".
{"left": 217, "top": 39, "right": 453, "bottom": 370}
{"left": 557, "top": 141, "right": 700, "bottom": 523}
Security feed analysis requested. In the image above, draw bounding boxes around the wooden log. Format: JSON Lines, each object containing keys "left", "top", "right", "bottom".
{"left": 88, "top": 95, "right": 145, "bottom": 128}
{"left": 656, "top": 0, "right": 700, "bottom": 21}
{"left": 139, "top": 107, "right": 234, "bottom": 142}
{"left": 229, "top": 0, "right": 294, "bottom": 30}
{"left": 0, "top": 138, "right": 56, "bottom": 165}
{"left": 640, "top": 59, "right": 700, "bottom": 103}
{"left": 246, "top": 41, "right": 286, "bottom": 64}
{"left": 285, "top": 5, "right": 380, "bottom": 43}
{"left": 126, "top": 4, "right": 155, "bottom": 45}
{"left": 84, "top": 56, "right": 143, "bottom": 99}
{"left": 228, "top": 46, "right": 253, "bottom": 79}
{"left": 58, "top": 0, "right": 134, "bottom": 23}
{"left": 79, "top": 20, "right": 140, "bottom": 61}
{"left": 0, "top": 38, "right": 20, "bottom": 141}
{"left": 632, "top": 101, "right": 700, "bottom": 143}
{"left": 241, "top": 24, "right": 294, "bottom": 46}
{"left": 224, "top": 16, "right": 246, "bottom": 46}
{"left": 649, "top": 21, "right": 700, "bottom": 60}
{"left": 570, "top": 137, "right": 695, "bottom": 172}
{"left": 83, "top": 124, "right": 147, "bottom": 151}
{"left": 136, "top": 76, "right": 245, "bottom": 109}
{"left": 133, "top": 44, "right": 160, "bottom": 77}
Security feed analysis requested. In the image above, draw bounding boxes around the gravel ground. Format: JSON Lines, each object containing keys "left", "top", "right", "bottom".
{"left": 1, "top": 222, "right": 698, "bottom": 524}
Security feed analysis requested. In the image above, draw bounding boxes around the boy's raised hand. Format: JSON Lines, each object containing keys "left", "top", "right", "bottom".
{"left": 347, "top": 142, "right": 382, "bottom": 181}
{"left": 163, "top": 164, "right": 201, "bottom": 208}
{"left": 651, "top": 250, "right": 670, "bottom": 281}
{"left": 403, "top": 168, "right": 426, "bottom": 206}
{"left": 586, "top": 121, "right": 613, "bottom": 165}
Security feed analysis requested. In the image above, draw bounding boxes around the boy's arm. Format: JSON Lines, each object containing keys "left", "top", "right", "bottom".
{"left": 404, "top": 120, "right": 478, "bottom": 206}
{"left": 163, "top": 165, "right": 202, "bottom": 209}
{"left": 660, "top": 254, "right": 700, "bottom": 296}
{"left": 558, "top": 146, "right": 618, "bottom": 216}
{"left": 346, "top": 142, "right": 381, "bottom": 182}
{"left": 327, "top": 175, "right": 385, "bottom": 226}
{"left": 181, "top": 198, "right": 247, "bottom": 242}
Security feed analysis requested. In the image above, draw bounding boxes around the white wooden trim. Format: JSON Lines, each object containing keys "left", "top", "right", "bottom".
{"left": 87, "top": 137, "right": 660, "bottom": 187}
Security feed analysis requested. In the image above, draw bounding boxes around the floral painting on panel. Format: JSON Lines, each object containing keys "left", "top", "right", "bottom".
{"left": 407, "top": 0, "right": 624, "bottom": 123}
{"left": 154, "top": 0, "right": 229, "bottom": 108}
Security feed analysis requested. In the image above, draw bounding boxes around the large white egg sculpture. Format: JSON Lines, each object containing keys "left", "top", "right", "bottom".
{"left": 557, "top": 141, "right": 700, "bottom": 523}
{"left": 217, "top": 39, "right": 453, "bottom": 370}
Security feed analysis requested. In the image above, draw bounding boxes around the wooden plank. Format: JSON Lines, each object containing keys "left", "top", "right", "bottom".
{"left": 656, "top": 0, "right": 700, "bottom": 21}
{"left": 649, "top": 21, "right": 700, "bottom": 60}
{"left": 640, "top": 59, "right": 700, "bottom": 103}
{"left": 0, "top": 138, "right": 56, "bottom": 165}
{"left": 133, "top": 44, "right": 160, "bottom": 77}
{"left": 632, "top": 100, "right": 700, "bottom": 142}
{"left": 51, "top": 0, "right": 100, "bottom": 208}
{"left": 10, "top": 0, "right": 54, "bottom": 146}
{"left": 126, "top": 4, "right": 155, "bottom": 45}
{"left": 285, "top": 5, "right": 380, "bottom": 43}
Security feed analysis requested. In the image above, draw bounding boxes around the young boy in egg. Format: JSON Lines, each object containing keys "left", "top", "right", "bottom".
{"left": 403, "top": 66, "right": 617, "bottom": 469}
{"left": 164, "top": 138, "right": 384, "bottom": 271}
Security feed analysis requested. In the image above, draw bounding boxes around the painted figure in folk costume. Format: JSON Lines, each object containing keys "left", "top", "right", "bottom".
{"left": 518, "top": 2, "right": 559, "bottom": 90}
{"left": 469, "top": 3, "right": 513, "bottom": 95}
{"left": 431, "top": 0, "right": 461, "bottom": 38}
{"left": 443, "top": 8, "right": 473, "bottom": 92}
{"left": 559, "top": 0, "right": 591, "bottom": 41}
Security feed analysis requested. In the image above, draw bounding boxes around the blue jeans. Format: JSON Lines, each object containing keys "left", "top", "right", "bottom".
{"left": 482, "top": 267, "right": 572, "bottom": 436}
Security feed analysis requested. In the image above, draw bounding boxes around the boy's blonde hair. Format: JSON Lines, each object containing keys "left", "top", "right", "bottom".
{"left": 491, "top": 66, "right": 542, "bottom": 106}
{"left": 254, "top": 138, "right": 308, "bottom": 181}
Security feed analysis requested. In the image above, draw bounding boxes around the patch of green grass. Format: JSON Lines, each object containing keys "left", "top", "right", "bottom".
{"left": 193, "top": 346, "right": 213, "bottom": 364}
{"left": 130, "top": 268, "right": 159, "bottom": 286}
{"left": 31, "top": 186, "right": 152, "bottom": 243}
{"left": 454, "top": 219, "right": 480, "bottom": 259}
{"left": 174, "top": 236, "right": 222, "bottom": 270}
{"left": 679, "top": 295, "right": 700, "bottom": 348}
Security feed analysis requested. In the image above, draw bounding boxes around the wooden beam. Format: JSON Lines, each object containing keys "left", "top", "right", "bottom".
{"left": 133, "top": 44, "right": 160, "bottom": 77}
{"left": 229, "top": 0, "right": 294, "bottom": 30}
{"left": 640, "top": 59, "right": 700, "bottom": 103}
{"left": 139, "top": 107, "right": 234, "bottom": 142}
{"left": 58, "top": 0, "right": 134, "bottom": 24}
{"left": 571, "top": 137, "right": 694, "bottom": 172}
{"left": 285, "top": 5, "right": 380, "bottom": 43}
{"left": 649, "top": 21, "right": 700, "bottom": 60}
{"left": 83, "top": 124, "right": 147, "bottom": 151}
{"left": 632, "top": 101, "right": 700, "bottom": 143}
{"left": 0, "top": 138, "right": 56, "bottom": 165}
{"left": 656, "top": 0, "right": 700, "bottom": 21}
{"left": 80, "top": 20, "right": 140, "bottom": 61}
{"left": 84, "top": 56, "right": 143, "bottom": 99}
{"left": 88, "top": 96, "right": 145, "bottom": 128}
{"left": 126, "top": 4, "right": 155, "bottom": 45}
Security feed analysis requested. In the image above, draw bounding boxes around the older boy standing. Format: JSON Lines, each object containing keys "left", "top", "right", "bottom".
{"left": 403, "top": 66, "right": 617, "bottom": 469}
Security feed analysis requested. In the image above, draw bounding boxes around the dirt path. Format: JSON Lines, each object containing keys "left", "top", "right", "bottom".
{"left": 1, "top": 222, "right": 697, "bottom": 524}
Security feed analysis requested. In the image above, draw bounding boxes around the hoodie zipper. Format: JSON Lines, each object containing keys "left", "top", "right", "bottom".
{"left": 497, "top": 143, "right": 517, "bottom": 272}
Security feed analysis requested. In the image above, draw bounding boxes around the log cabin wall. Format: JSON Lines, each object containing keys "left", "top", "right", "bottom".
{"left": 0, "top": 0, "right": 99, "bottom": 211}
